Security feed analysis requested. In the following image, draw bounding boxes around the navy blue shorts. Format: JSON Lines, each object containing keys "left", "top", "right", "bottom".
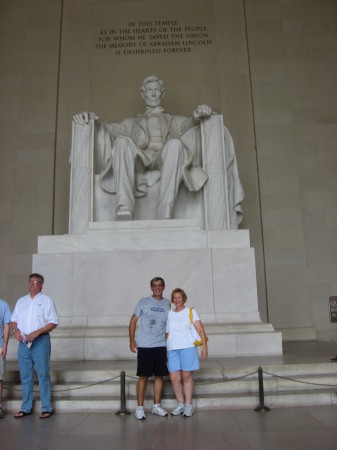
{"left": 136, "top": 347, "right": 169, "bottom": 377}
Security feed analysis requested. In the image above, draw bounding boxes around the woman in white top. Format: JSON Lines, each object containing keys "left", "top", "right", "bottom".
{"left": 165, "top": 288, "right": 208, "bottom": 417}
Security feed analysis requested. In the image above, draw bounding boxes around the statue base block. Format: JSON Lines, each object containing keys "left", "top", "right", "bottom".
{"left": 32, "top": 221, "right": 282, "bottom": 360}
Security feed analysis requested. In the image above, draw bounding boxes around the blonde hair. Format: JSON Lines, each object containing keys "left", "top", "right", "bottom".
{"left": 171, "top": 288, "right": 187, "bottom": 304}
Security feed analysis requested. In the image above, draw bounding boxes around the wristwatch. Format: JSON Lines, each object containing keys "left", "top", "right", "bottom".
{"left": 12, "top": 329, "right": 17, "bottom": 333}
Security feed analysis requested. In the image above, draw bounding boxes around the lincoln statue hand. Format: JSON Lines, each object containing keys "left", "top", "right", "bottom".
{"left": 73, "top": 75, "right": 212, "bottom": 221}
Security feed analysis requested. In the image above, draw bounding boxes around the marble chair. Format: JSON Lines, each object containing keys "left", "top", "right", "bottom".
{"left": 69, "top": 114, "right": 242, "bottom": 234}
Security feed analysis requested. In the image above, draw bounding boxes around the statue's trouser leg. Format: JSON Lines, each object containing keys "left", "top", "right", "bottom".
{"left": 157, "top": 138, "right": 184, "bottom": 219}
{"left": 112, "top": 136, "right": 140, "bottom": 215}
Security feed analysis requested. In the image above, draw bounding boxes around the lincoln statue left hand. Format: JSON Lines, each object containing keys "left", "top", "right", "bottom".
{"left": 73, "top": 75, "right": 213, "bottom": 221}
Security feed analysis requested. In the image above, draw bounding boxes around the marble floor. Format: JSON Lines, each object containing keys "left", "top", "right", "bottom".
{"left": 1, "top": 405, "right": 337, "bottom": 449}
{"left": 1, "top": 341, "right": 337, "bottom": 449}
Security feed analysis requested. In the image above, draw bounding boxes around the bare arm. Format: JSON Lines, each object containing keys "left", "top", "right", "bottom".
{"left": 11, "top": 321, "right": 23, "bottom": 342}
{"left": 129, "top": 314, "right": 139, "bottom": 353}
{"left": 194, "top": 320, "right": 208, "bottom": 361}
{"left": 26, "top": 323, "right": 57, "bottom": 342}
{"left": 11, "top": 321, "right": 57, "bottom": 343}
{"left": 1, "top": 323, "right": 9, "bottom": 358}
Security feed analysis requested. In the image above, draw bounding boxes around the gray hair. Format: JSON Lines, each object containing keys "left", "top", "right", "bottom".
{"left": 150, "top": 277, "right": 165, "bottom": 287}
{"left": 29, "top": 273, "right": 44, "bottom": 284}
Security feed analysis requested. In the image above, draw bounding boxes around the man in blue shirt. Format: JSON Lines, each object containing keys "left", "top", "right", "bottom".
{"left": 0, "top": 298, "right": 11, "bottom": 419}
{"left": 129, "top": 277, "right": 171, "bottom": 420}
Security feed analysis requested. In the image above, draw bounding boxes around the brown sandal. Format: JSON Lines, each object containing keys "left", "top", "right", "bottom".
{"left": 14, "top": 411, "right": 31, "bottom": 418}
{"left": 39, "top": 411, "right": 52, "bottom": 419}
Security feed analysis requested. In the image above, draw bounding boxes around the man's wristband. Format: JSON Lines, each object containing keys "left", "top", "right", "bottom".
{"left": 12, "top": 329, "right": 17, "bottom": 333}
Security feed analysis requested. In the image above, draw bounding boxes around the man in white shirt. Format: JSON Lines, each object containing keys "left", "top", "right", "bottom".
{"left": 11, "top": 273, "right": 58, "bottom": 419}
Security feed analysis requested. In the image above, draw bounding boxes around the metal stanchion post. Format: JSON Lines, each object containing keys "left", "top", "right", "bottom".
{"left": 116, "top": 370, "right": 131, "bottom": 416}
{"left": 255, "top": 366, "right": 271, "bottom": 412}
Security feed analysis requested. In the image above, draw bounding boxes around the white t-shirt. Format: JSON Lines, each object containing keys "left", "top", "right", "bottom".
{"left": 166, "top": 307, "right": 200, "bottom": 351}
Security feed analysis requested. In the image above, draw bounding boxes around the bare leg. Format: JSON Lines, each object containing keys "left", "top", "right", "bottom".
{"left": 153, "top": 376, "right": 164, "bottom": 404}
{"left": 169, "top": 370, "right": 184, "bottom": 404}
{"left": 137, "top": 376, "right": 148, "bottom": 406}
{"left": 182, "top": 371, "right": 194, "bottom": 404}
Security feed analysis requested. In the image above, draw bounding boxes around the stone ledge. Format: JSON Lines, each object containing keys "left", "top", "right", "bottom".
{"left": 37, "top": 229, "right": 250, "bottom": 253}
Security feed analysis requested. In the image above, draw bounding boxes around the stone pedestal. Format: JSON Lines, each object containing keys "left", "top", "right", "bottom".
{"left": 32, "top": 221, "right": 282, "bottom": 360}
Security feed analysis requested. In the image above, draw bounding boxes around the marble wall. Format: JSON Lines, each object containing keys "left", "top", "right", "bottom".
{"left": 245, "top": 0, "right": 337, "bottom": 340}
{"left": 0, "top": 1, "right": 62, "bottom": 305}
{"left": 0, "top": 0, "right": 336, "bottom": 343}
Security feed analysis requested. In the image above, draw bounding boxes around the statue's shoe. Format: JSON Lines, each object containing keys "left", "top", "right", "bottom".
{"left": 115, "top": 206, "right": 133, "bottom": 221}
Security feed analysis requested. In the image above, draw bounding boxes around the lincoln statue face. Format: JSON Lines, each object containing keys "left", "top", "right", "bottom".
{"left": 142, "top": 80, "right": 163, "bottom": 108}
{"left": 140, "top": 75, "right": 165, "bottom": 108}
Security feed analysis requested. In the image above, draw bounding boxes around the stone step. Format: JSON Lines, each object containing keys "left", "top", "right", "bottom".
{"left": 3, "top": 373, "right": 336, "bottom": 398}
{"left": 4, "top": 389, "right": 337, "bottom": 414}
{"left": 3, "top": 361, "right": 337, "bottom": 412}
{"left": 4, "top": 361, "right": 337, "bottom": 382}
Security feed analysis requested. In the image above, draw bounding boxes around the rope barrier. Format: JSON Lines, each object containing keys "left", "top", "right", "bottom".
{"left": 194, "top": 370, "right": 258, "bottom": 385}
{"left": 4, "top": 366, "right": 337, "bottom": 395}
{"left": 262, "top": 369, "right": 337, "bottom": 388}
{"left": 3, "top": 374, "right": 121, "bottom": 394}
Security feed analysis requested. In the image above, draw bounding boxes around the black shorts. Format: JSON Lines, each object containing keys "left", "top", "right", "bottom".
{"left": 136, "top": 347, "right": 169, "bottom": 377}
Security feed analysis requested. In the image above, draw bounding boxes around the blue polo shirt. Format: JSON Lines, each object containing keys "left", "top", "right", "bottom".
{"left": 0, "top": 299, "right": 11, "bottom": 348}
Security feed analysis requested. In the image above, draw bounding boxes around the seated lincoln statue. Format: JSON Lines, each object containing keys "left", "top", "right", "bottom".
{"left": 72, "top": 74, "right": 244, "bottom": 227}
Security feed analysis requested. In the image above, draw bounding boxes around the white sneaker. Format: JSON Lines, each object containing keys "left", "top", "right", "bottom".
{"left": 183, "top": 404, "right": 193, "bottom": 417}
{"left": 171, "top": 403, "right": 184, "bottom": 416}
{"left": 135, "top": 406, "right": 146, "bottom": 420}
{"left": 151, "top": 404, "right": 168, "bottom": 417}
